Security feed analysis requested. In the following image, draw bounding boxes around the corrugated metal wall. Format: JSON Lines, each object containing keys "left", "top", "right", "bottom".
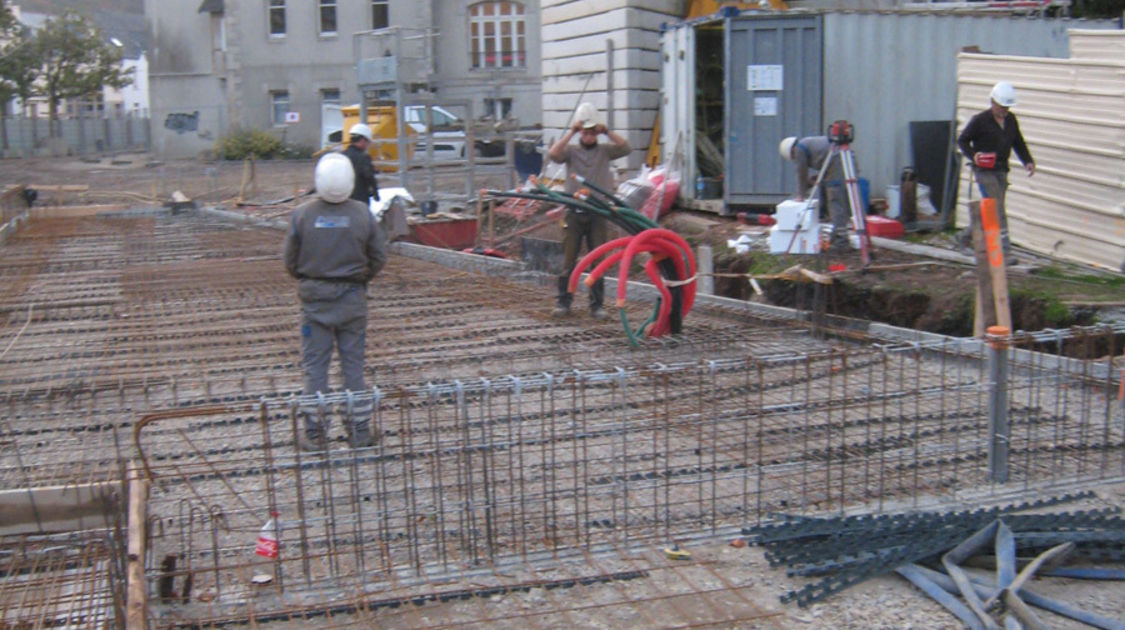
{"left": 661, "top": 24, "right": 697, "bottom": 189}
{"left": 662, "top": 10, "right": 1118, "bottom": 209}
{"left": 956, "top": 29, "right": 1125, "bottom": 271}
{"left": 726, "top": 15, "right": 823, "bottom": 205}
{"left": 822, "top": 12, "right": 1107, "bottom": 202}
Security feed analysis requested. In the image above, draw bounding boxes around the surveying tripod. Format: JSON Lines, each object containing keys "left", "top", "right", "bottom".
{"left": 786, "top": 120, "right": 870, "bottom": 266}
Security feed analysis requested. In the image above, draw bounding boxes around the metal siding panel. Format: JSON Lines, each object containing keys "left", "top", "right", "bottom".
{"left": 662, "top": 24, "right": 696, "bottom": 180}
{"left": 955, "top": 35, "right": 1125, "bottom": 271}
{"left": 1069, "top": 29, "right": 1125, "bottom": 62}
{"left": 725, "top": 15, "right": 822, "bottom": 205}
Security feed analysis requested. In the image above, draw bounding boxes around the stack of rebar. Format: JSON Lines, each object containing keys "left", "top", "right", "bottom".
{"left": 744, "top": 492, "right": 1125, "bottom": 627}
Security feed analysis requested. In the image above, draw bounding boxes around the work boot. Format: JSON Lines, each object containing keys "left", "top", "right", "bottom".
{"left": 590, "top": 306, "right": 609, "bottom": 320}
{"left": 297, "top": 429, "right": 327, "bottom": 453}
{"left": 347, "top": 422, "right": 376, "bottom": 448}
{"left": 552, "top": 304, "right": 571, "bottom": 318}
{"left": 346, "top": 400, "right": 375, "bottom": 448}
{"left": 297, "top": 403, "right": 329, "bottom": 452}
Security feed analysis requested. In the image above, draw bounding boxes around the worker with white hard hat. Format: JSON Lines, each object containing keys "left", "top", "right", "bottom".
{"left": 778, "top": 134, "right": 851, "bottom": 252}
{"left": 283, "top": 152, "right": 388, "bottom": 450}
{"left": 343, "top": 122, "right": 380, "bottom": 205}
{"left": 547, "top": 101, "right": 632, "bottom": 319}
{"left": 956, "top": 80, "right": 1036, "bottom": 257}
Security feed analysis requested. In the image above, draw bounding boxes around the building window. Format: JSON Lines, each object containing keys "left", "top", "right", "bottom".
{"left": 484, "top": 97, "right": 512, "bottom": 119}
{"left": 319, "top": 0, "right": 337, "bottom": 35}
{"left": 321, "top": 89, "right": 341, "bottom": 105}
{"left": 470, "top": 2, "right": 526, "bottom": 69}
{"left": 371, "top": 0, "right": 388, "bottom": 29}
{"left": 268, "top": 0, "right": 286, "bottom": 37}
{"left": 271, "top": 90, "right": 289, "bottom": 125}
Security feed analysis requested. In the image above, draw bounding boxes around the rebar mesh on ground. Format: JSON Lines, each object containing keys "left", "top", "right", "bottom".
{"left": 131, "top": 343, "right": 1125, "bottom": 624}
{"left": 3, "top": 211, "right": 1125, "bottom": 627}
{"left": 0, "top": 530, "right": 126, "bottom": 628}
{"left": 0, "top": 211, "right": 815, "bottom": 488}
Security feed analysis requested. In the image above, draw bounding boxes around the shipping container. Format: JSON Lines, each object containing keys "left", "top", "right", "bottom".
{"left": 661, "top": 10, "right": 1119, "bottom": 214}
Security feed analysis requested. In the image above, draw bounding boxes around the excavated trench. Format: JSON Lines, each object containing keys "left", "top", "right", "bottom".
{"left": 711, "top": 253, "right": 1110, "bottom": 353}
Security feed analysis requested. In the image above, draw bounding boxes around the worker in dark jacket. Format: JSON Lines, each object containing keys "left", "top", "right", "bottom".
{"left": 284, "top": 152, "right": 387, "bottom": 449}
{"left": 343, "top": 123, "right": 380, "bottom": 206}
{"left": 957, "top": 80, "right": 1035, "bottom": 257}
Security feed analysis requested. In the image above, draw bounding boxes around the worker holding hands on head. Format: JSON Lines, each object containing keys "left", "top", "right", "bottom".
{"left": 778, "top": 135, "right": 850, "bottom": 252}
{"left": 957, "top": 80, "right": 1035, "bottom": 257}
{"left": 547, "top": 102, "right": 631, "bottom": 319}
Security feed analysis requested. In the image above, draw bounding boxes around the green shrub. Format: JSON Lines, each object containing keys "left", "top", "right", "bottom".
{"left": 215, "top": 127, "right": 284, "bottom": 160}
{"left": 278, "top": 143, "right": 314, "bottom": 160}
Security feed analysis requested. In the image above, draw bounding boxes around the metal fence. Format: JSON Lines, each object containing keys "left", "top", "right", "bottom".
{"left": 0, "top": 114, "right": 151, "bottom": 156}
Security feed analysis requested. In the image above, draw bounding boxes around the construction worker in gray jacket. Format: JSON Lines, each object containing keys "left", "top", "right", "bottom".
{"left": 779, "top": 135, "right": 850, "bottom": 252}
{"left": 284, "top": 153, "right": 387, "bottom": 449}
{"left": 547, "top": 102, "right": 631, "bottom": 319}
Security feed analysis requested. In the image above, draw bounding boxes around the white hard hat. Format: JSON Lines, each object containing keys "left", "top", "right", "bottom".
{"left": 989, "top": 81, "right": 1017, "bottom": 107}
{"left": 315, "top": 153, "right": 355, "bottom": 203}
{"left": 574, "top": 102, "right": 599, "bottom": 129}
{"left": 778, "top": 137, "right": 797, "bottom": 162}
{"left": 349, "top": 123, "right": 374, "bottom": 142}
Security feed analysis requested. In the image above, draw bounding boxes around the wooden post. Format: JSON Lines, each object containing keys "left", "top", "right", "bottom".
{"left": 488, "top": 196, "right": 495, "bottom": 247}
{"left": 971, "top": 200, "right": 996, "bottom": 337}
{"left": 126, "top": 465, "right": 150, "bottom": 630}
{"left": 475, "top": 195, "right": 485, "bottom": 248}
{"left": 980, "top": 198, "right": 1012, "bottom": 330}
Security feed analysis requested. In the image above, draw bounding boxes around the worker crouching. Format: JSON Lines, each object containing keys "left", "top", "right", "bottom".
{"left": 284, "top": 153, "right": 388, "bottom": 450}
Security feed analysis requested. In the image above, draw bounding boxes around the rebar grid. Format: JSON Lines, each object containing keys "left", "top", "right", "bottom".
{"left": 2, "top": 211, "right": 1125, "bottom": 628}
{"left": 0, "top": 531, "right": 127, "bottom": 628}
{"left": 0, "top": 212, "right": 812, "bottom": 489}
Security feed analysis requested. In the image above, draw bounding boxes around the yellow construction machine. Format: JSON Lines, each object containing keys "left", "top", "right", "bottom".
{"left": 317, "top": 104, "right": 417, "bottom": 170}
{"left": 686, "top": 0, "right": 787, "bottom": 17}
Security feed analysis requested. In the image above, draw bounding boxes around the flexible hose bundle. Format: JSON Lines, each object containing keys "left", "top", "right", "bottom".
{"left": 485, "top": 175, "right": 696, "bottom": 345}
{"left": 567, "top": 228, "right": 696, "bottom": 344}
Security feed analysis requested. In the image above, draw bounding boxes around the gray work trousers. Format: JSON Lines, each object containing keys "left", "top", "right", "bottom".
{"left": 821, "top": 180, "right": 849, "bottom": 235}
{"left": 962, "top": 169, "right": 1011, "bottom": 255}
{"left": 298, "top": 281, "right": 369, "bottom": 437}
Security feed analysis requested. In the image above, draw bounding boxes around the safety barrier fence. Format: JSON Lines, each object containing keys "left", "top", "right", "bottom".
{"left": 128, "top": 328, "right": 1125, "bottom": 624}
{"left": 1, "top": 114, "right": 151, "bottom": 156}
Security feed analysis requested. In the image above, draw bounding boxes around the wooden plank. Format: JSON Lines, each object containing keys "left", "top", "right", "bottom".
{"left": 126, "top": 466, "right": 150, "bottom": 630}
{"left": 26, "top": 184, "right": 90, "bottom": 192}
{"left": 980, "top": 197, "right": 1012, "bottom": 329}
{"left": 29, "top": 204, "right": 130, "bottom": 218}
{"left": 970, "top": 200, "right": 997, "bottom": 337}
{"left": 0, "top": 481, "right": 122, "bottom": 536}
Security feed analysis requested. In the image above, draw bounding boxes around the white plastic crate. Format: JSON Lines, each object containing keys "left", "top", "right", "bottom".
{"left": 773, "top": 199, "right": 819, "bottom": 231}
{"left": 768, "top": 225, "right": 822, "bottom": 254}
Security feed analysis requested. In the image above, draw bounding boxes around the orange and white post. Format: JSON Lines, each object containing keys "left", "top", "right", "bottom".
{"left": 979, "top": 198, "right": 1012, "bottom": 330}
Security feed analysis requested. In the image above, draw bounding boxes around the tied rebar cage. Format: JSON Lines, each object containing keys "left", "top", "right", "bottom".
{"left": 134, "top": 338, "right": 1125, "bottom": 625}
{"left": 0, "top": 521, "right": 129, "bottom": 628}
